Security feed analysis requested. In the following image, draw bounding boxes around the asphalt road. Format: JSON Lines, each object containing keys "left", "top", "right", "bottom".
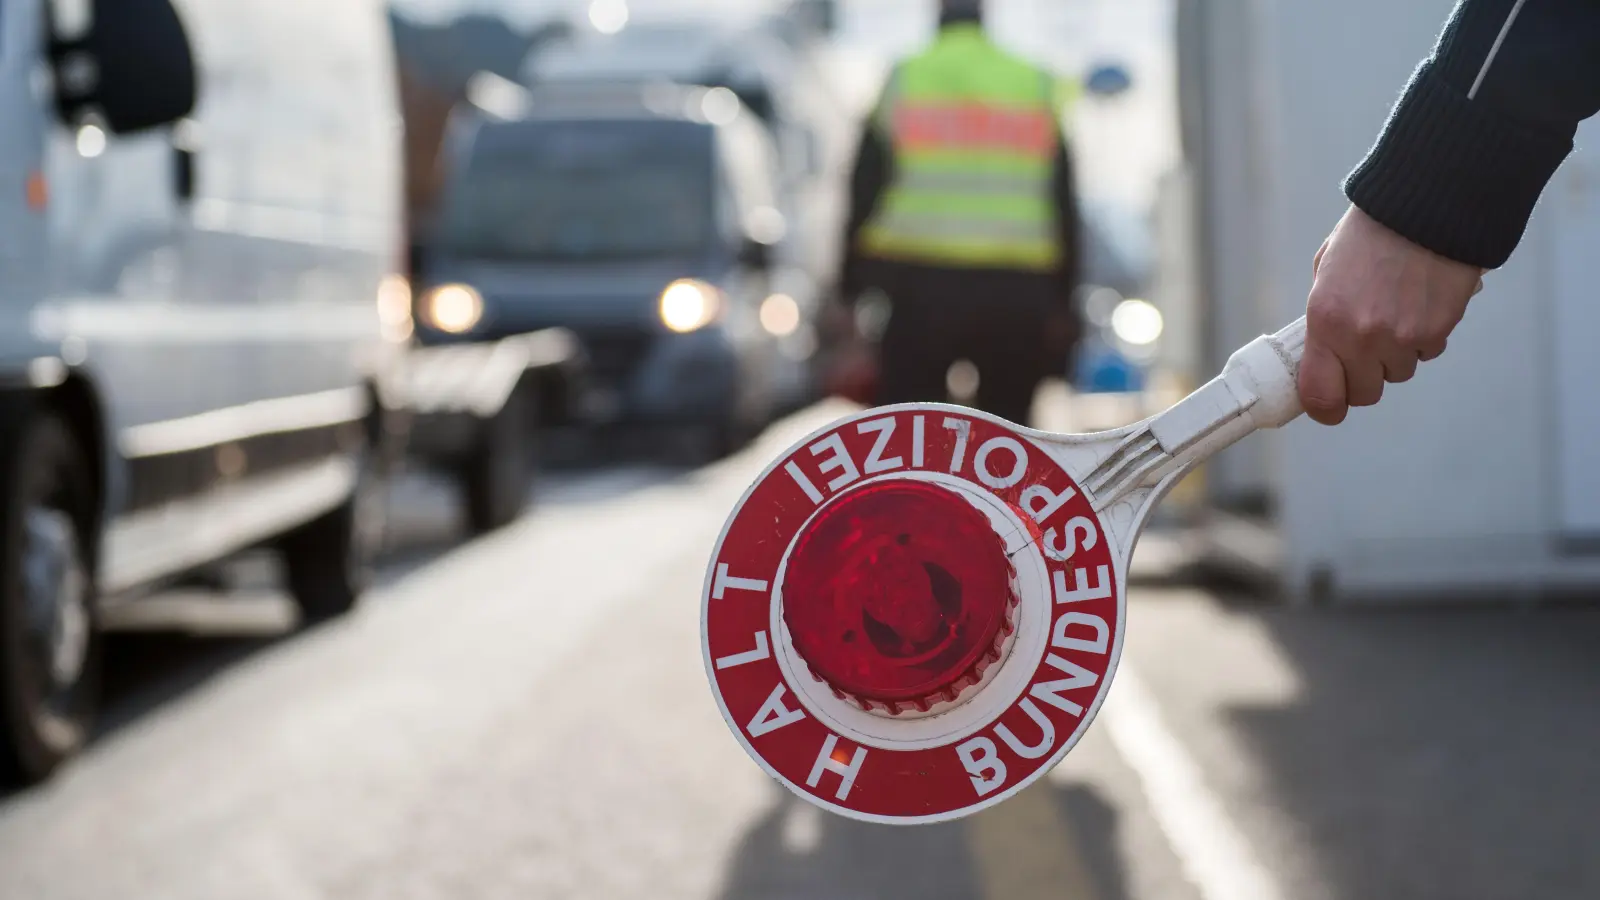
{"left": 1, "top": 402, "right": 1597, "bottom": 900}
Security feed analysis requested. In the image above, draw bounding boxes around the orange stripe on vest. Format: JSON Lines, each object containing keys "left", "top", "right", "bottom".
{"left": 893, "top": 103, "right": 1056, "bottom": 156}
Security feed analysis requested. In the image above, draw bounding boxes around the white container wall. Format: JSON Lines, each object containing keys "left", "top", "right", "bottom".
{"left": 1174, "top": 0, "right": 1279, "bottom": 511}
{"left": 1183, "top": 0, "right": 1600, "bottom": 601}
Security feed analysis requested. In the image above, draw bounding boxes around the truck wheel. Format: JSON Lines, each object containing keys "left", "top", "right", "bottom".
{"left": 463, "top": 387, "right": 535, "bottom": 535}
{"left": 280, "top": 457, "right": 384, "bottom": 624}
{"left": 0, "top": 412, "right": 99, "bottom": 785}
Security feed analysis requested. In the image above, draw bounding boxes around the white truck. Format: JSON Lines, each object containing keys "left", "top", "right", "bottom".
{"left": 0, "top": 0, "right": 579, "bottom": 784}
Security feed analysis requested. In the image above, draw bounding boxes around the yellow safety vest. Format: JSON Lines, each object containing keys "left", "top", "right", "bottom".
{"left": 859, "top": 24, "right": 1073, "bottom": 272}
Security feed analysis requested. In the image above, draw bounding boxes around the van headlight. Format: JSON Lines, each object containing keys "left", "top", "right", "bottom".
{"left": 659, "top": 279, "right": 721, "bottom": 333}
{"left": 422, "top": 283, "right": 484, "bottom": 334}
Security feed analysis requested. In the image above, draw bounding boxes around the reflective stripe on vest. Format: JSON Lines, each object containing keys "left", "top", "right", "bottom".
{"left": 893, "top": 104, "right": 1058, "bottom": 156}
{"left": 859, "top": 26, "right": 1062, "bottom": 272}
{"left": 892, "top": 167, "right": 1054, "bottom": 198}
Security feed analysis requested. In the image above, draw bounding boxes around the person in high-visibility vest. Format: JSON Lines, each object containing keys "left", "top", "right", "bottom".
{"left": 836, "top": 0, "right": 1081, "bottom": 426}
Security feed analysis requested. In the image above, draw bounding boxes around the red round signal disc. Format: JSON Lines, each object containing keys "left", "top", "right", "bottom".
{"left": 703, "top": 406, "right": 1125, "bottom": 824}
{"left": 782, "top": 479, "right": 1018, "bottom": 713}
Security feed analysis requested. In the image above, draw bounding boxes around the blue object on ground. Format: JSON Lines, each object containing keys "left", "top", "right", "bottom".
{"left": 1073, "top": 339, "right": 1145, "bottom": 394}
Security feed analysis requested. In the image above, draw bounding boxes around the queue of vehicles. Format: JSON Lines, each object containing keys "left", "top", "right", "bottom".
{"left": 0, "top": 0, "right": 842, "bottom": 788}
{"left": 0, "top": 0, "right": 1154, "bottom": 786}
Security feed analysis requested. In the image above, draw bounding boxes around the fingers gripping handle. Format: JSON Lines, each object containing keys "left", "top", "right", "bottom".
{"left": 1144, "top": 316, "right": 1307, "bottom": 476}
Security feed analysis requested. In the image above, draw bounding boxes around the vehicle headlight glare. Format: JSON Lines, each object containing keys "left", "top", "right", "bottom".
{"left": 660, "top": 279, "right": 720, "bottom": 333}
{"left": 1110, "top": 298, "right": 1163, "bottom": 346}
{"left": 759, "top": 293, "right": 801, "bottom": 336}
{"left": 424, "top": 283, "right": 484, "bottom": 334}
{"left": 377, "top": 275, "right": 414, "bottom": 342}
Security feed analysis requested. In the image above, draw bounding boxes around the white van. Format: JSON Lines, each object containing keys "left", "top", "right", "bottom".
{"left": 0, "top": 0, "right": 406, "bottom": 782}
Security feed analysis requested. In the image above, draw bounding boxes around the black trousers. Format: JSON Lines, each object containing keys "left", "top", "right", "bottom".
{"left": 866, "top": 262, "right": 1074, "bottom": 427}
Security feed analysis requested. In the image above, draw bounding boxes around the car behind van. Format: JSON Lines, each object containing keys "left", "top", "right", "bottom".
{"left": 414, "top": 83, "right": 809, "bottom": 455}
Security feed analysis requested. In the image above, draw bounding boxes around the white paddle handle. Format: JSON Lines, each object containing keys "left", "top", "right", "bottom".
{"left": 1148, "top": 315, "right": 1306, "bottom": 467}
{"left": 1086, "top": 317, "right": 1308, "bottom": 510}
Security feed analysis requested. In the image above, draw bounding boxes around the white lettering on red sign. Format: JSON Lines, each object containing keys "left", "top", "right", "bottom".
{"left": 1030, "top": 653, "right": 1100, "bottom": 717}
{"left": 714, "top": 630, "right": 771, "bottom": 670}
{"left": 785, "top": 461, "right": 824, "bottom": 505}
{"left": 1021, "top": 483, "right": 1077, "bottom": 524}
{"left": 713, "top": 563, "right": 770, "bottom": 600}
{"left": 1052, "top": 612, "right": 1109, "bottom": 655}
{"left": 1054, "top": 564, "right": 1113, "bottom": 604}
{"left": 957, "top": 736, "right": 1007, "bottom": 796}
{"left": 746, "top": 684, "right": 806, "bottom": 737}
{"left": 974, "top": 437, "right": 1028, "bottom": 490}
{"left": 709, "top": 408, "right": 1122, "bottom": 820}
{"left": 1044, "top": 515, "right": 1099, "bottom": 562}
{"left": 943, "top": 417, "right": 972, "bottom": 474}
{"left": 810, "top": 433, "right": 862, "bottom": 493}
{"left": 857, "top": 417, "right": 905, "bottom": 475}
{"left": 807, "top": 735, "right": 867, "bottom": 801}
{"left": 994, "top": 698, "right": 1056, "bottom": 760}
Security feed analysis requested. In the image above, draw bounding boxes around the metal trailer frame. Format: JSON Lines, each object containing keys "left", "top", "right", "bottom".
{"left": 394, "top": 328, "right": 588, "bottom": 534}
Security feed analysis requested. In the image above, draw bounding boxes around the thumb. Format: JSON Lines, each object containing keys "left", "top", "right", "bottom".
{"left": 1298, "top": 339, "right": 1349, "bottom": 426}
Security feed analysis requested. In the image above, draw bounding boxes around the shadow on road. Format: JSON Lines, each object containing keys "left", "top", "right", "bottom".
{"left": 1217, "top": 601, "right": 1600, "bottom": 899}
{"left": 716, "top": 782, "right": 1131, "bottom": 900}
{"left": 0, "top": 458, "right": 688, "bottom": 806}
{"left": 376, "top": 461, "right": 689, "bottom": 585}
{"left": 96, "top": 630, "right": 287, "bottom": 739}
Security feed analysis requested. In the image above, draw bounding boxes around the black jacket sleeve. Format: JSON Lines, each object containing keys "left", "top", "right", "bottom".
{"left": 838, "top": 120, "right": 893, "bottom": 304}
{"left": 1344, "top": 0, "right": 1600, "bottom": 269}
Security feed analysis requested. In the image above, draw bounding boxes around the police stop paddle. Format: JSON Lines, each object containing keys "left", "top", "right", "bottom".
{"left": 703, "top": 317, "right": 1308, "bottom": 824}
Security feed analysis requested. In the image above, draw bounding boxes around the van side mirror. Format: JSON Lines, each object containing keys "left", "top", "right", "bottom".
{"left": 171, "top": 119, "right": 200, "bottom": 203}
{"left": 49, "top": 0, "right": 197, "bottom": 134}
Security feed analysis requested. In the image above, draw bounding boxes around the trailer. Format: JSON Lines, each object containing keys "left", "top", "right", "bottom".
{"left": 395, "top": 328, "right": 586, "bottom": 534}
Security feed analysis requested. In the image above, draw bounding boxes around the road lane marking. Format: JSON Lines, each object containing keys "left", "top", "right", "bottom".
{"left": 967, "top": 782, "right": 1102, "bottom": 900}
{"left": 1103, "top": 667, "right": 1285, "bottom": 900}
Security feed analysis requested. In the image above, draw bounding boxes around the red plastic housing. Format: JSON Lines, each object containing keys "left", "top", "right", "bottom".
{"left": 782, "top": 480, "right": 1018, "bottom": 713}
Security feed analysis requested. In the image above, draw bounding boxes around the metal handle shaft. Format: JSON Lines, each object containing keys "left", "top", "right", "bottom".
{"left": 1084, "top": 317, "right": 1309, "bottom": 510}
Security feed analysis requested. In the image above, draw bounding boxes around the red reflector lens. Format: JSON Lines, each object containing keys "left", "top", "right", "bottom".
{"left": 782, "top": 480, "right": 1017, "bottom": 710}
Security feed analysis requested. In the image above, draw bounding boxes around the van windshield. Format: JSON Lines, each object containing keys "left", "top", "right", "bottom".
{"left": 434, "top": 120, "right": 716, "bottom": 263}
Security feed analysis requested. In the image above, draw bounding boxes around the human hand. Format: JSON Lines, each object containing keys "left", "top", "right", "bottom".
{"left": 1299, "top": 206, "right": 1485, "bottom": 425}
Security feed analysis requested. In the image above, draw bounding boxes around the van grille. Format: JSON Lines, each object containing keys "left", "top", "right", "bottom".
{"left": 576, "top": 329, "right": 655, "bottom": 385}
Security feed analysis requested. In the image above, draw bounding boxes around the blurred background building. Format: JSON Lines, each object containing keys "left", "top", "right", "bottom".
{"left": 378, "top": 0, "right": 1600, "bottom": 601}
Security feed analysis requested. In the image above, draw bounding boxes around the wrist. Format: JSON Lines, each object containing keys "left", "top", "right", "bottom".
{"left": 1343, "top": 63, "right": 1571, "bottom": 270}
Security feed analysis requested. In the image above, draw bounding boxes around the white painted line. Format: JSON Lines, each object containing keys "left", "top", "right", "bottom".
{"left": 1103, "top": 667, "right": 1286, "bottom": 900}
